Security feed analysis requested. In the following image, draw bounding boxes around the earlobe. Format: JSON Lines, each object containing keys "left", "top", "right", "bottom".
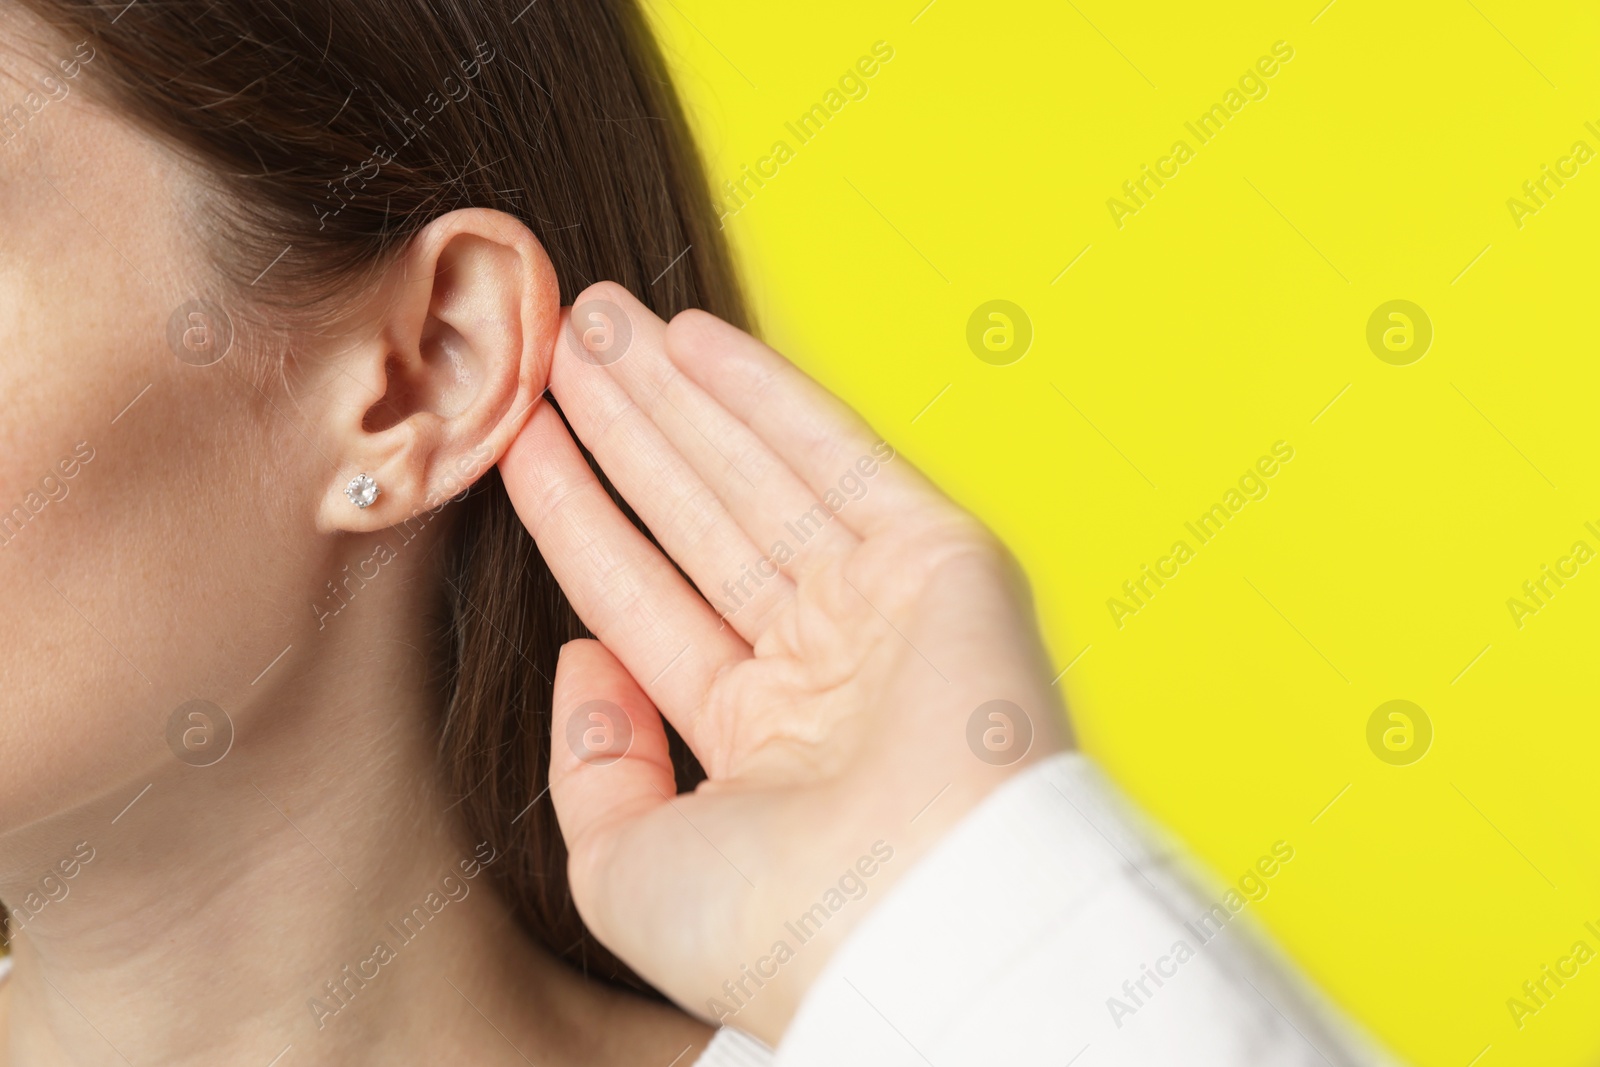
{"left": 315, "top": 208, "right": 559, "bottom": 535}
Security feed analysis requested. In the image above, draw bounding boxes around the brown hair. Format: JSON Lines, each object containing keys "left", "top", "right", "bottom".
{"left": 8, "top": 0, "right": 743, "bottom": 988}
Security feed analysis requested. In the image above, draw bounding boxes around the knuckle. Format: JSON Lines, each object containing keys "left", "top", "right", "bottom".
{"left": 664, "top": 482, "right": 722, "bottom": 546}
{"left": 920, "top": 514, "right": 1020, "bottom": 579}
{"left": 744, "top": 360, "right": 780, "bottom": 409}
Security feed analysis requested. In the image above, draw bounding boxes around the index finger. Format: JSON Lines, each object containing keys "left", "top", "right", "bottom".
{"left": 665, "top": 309, "right": 953, "bottom": 540}
{"left": 499, "top": 394, "right": 750, "bottom": 750}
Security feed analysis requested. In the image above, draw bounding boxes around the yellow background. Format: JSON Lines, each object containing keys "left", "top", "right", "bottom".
{"left": 647, "top": 1, "right": 1600, "bottom": 1064}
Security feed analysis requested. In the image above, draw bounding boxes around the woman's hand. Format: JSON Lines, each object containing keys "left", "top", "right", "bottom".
{"left": 499, "top": 283, "right": 1069, "bottom": 1045}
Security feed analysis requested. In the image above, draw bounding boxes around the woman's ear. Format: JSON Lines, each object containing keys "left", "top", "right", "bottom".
{"left": 314, "top": 208, "right": 558, "bottom": 533}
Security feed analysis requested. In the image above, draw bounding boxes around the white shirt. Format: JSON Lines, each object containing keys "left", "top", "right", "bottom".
{"left": 696, "top": 752, "right": 1399, "bottom": 1067}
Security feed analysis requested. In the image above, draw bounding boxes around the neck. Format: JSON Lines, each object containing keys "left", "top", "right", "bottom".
{"left": 0, "top": 552, "right": 700, "bottom": 1066}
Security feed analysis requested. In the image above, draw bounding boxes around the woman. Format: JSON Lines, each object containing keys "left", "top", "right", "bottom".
{"left": 0, "top": 0, "right": 1395, "bottom": 1063}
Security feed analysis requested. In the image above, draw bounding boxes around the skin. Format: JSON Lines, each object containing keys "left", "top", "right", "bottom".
{"left": 0, "top": 26, "right": 704, "bottom": 1067}
{"left": 0, "top": 11, "right": 1072, "bottom": 1065}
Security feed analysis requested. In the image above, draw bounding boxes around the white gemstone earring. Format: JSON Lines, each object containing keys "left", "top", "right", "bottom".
{"left": 345, "top": 473, "right": 380, "bottom": 509}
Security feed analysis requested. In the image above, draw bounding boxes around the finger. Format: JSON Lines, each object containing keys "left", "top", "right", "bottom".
{"left": 547, "top": 638, "right": 675, "bottom": 874}
{"left": 551, "top": 303, "right": 797, "bottom": 643}
{"left": 547, "top": 641, "right": 764, "bottom": 998}
{"left": 666, "top": 308, "right": 950, "bottom": 539}
{"left": 568, "top": 283, "right": 858, "bottom": 583}
{"left": 500, "top": 399, "right": 749, "bottom": 748}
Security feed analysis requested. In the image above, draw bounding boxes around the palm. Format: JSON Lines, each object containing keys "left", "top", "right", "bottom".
{"left": 501, "top": 285, "right": 1064, "bottom": 1044}
{"left": 706, "top": 540, "right": 928, "bottom": 775}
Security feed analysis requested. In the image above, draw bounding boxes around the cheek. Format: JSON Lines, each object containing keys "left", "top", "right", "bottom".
{"left": 0, "top": 100, "right": 313, "bottom": 831}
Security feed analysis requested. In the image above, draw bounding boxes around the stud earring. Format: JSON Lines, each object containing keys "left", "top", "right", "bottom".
{"left": 345, "top": 473, "right": 380, "bottom": 509}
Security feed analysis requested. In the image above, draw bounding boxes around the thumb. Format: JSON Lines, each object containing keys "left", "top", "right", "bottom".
{"left": 548, "top": 638, "right": 676, "bottom": 898}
